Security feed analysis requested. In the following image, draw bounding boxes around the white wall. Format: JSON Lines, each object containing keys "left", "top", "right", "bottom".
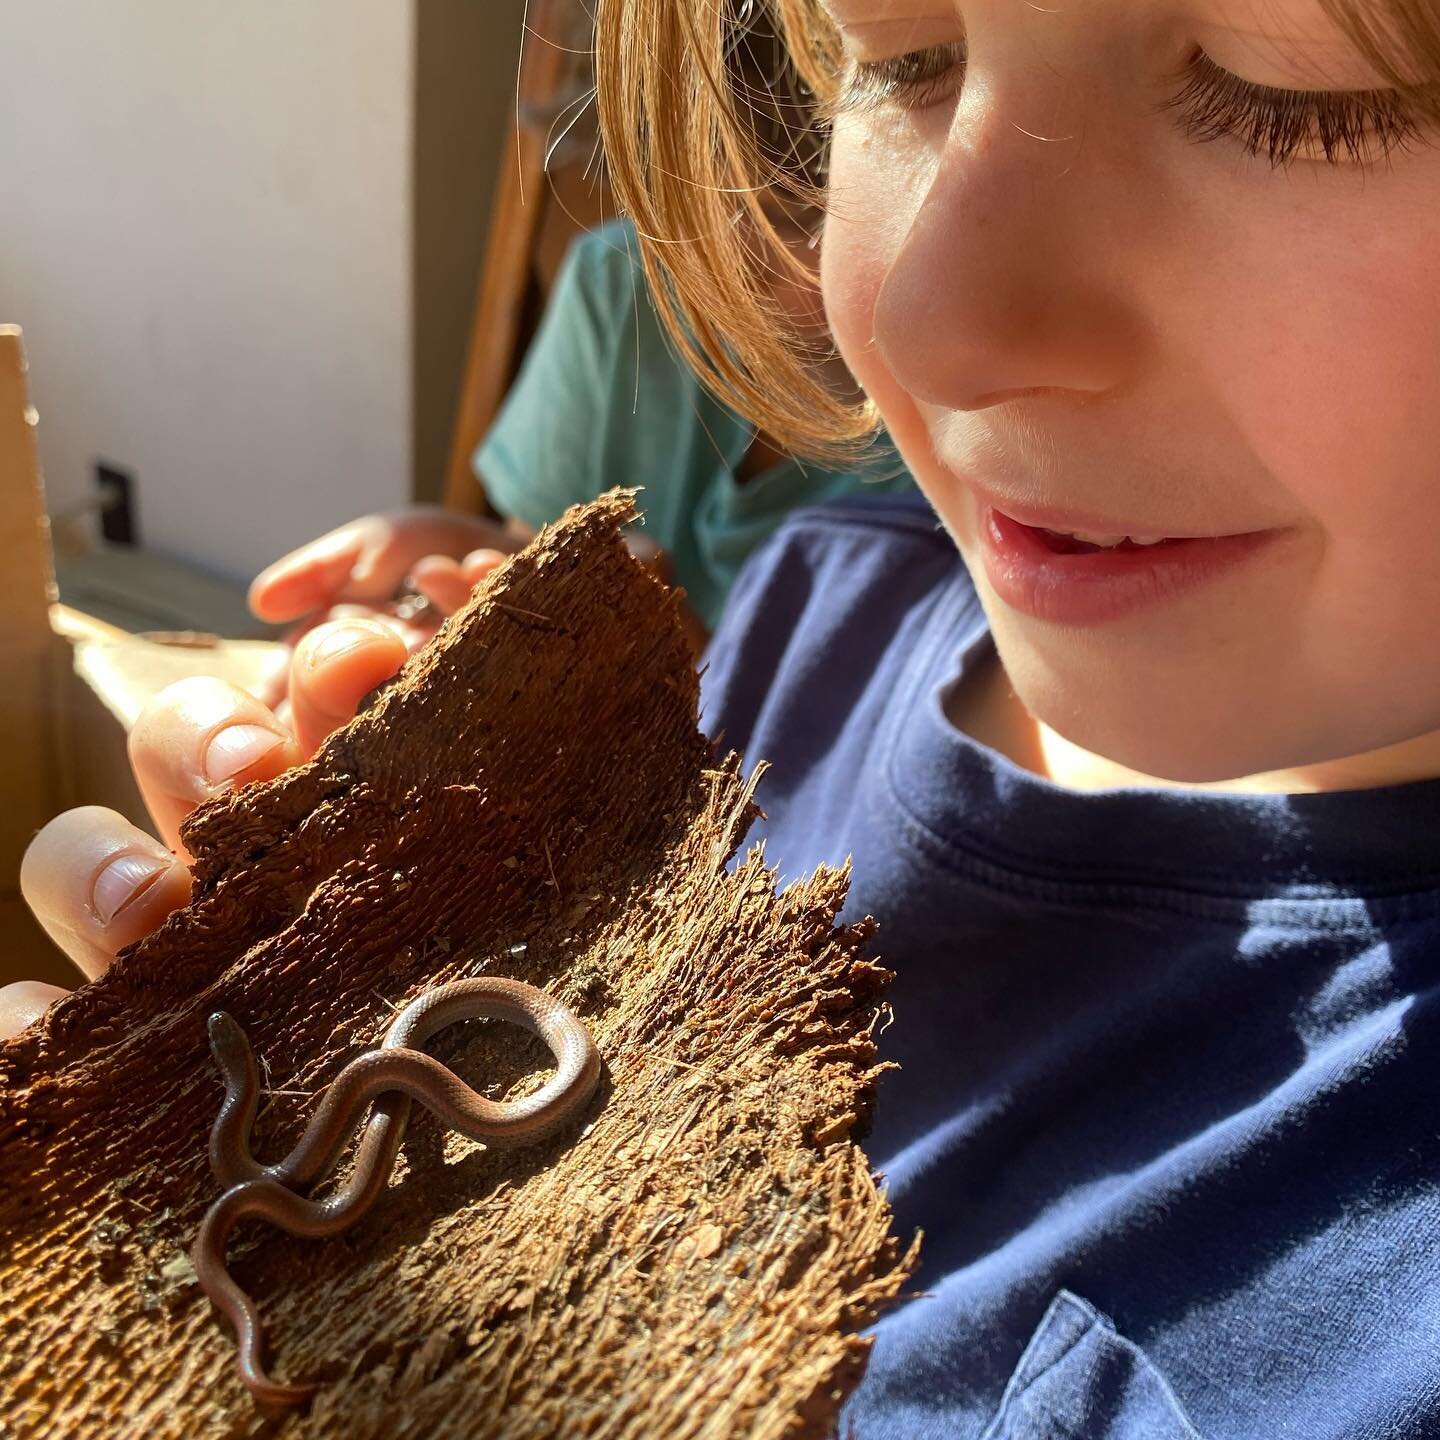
{"left": 0, "top": 0, "right": 414, "bottom": 583}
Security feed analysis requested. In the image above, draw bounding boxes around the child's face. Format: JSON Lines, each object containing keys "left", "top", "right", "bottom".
{"left": 819, "top": 0, "right": 1440, "bottom": 783}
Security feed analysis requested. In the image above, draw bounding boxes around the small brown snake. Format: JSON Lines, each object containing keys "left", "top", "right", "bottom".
{"left": 190, "top": 977, "right": 602, "bottom": 1408}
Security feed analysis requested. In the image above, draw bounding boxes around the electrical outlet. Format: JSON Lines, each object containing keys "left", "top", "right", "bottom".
{"left": 95, "top": 462, "right": 138, "bottom": 546}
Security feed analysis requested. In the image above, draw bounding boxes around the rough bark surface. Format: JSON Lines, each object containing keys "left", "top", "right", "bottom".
{"left": 0, "top": 492, "right": 914, "bottom": 1440}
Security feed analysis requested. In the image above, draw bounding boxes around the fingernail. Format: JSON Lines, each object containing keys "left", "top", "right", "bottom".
{"left": 310, "top": 624, "right": 384, "bottom": 666}
{"left": 92, "top": 851, "right": 171, "bottom": 925}
{"left": 204, "top": 724, "right": 286, "bottom": 787}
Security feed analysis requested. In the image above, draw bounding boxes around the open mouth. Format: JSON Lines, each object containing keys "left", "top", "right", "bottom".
{"left": 1030, "top": 527, "right": 1184, "bottom": 555}
{"left": 978, "top": 506, "right": 1277, "bottom": 626}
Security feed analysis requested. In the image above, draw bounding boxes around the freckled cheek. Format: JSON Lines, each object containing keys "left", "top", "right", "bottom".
{"left": 821, "top": 140, "right": 979, "bottom": 550}
{"left": 820, "top": 142, "right": 933, "bottom": 454}
{"left": 1220, "top": 238, "right": 1440, "bottom": 543}
{"left": 820, "top": 232, "right": 885, "bottom": 391}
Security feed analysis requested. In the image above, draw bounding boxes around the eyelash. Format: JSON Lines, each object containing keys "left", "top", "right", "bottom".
{"left": 837, "top": 43, "right": 1429, "bottom": 169}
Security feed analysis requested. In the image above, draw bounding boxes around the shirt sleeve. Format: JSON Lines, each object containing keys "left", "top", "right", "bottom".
{"left": 474, "top": 226, "right": 635, "bottom": 529}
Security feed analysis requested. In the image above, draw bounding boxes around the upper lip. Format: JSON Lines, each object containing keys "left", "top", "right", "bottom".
{"left": 965, "top": 477, "right": 1263, "bottom": 541}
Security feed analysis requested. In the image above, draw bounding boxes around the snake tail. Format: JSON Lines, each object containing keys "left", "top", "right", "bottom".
{"left": 191, "top": 1197, "right": 318, "bottom": 1408}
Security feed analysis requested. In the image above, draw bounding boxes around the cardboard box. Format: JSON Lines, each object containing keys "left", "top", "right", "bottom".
{"left": 0, "top": 327, "right": 286, "bottom": 987}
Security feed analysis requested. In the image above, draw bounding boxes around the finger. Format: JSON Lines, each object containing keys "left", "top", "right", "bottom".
{"left": 308, "top": 603, "right": 435, "bottom": 654}
{"left": 346, "top": 521, "right": 428, "bottom": 598}
{"left": 0, "top": 982, "right": 69, "bottom": 1040}
{"left": 459, "top": 548, "right": 508, "bottom": 586}
{"left": 253, "top": 642, "right": 296, "bottom": 711}
{"left": 385, "top": 614, "right": 442, "bottom": 653}
{"left": 288, "top": 619, "right": 408, "bottom": 757}
{"left": 408, "top": 555, "right": 475, "bottom": 616}
{"left": 255, "top": 602, "right": 409, "bottom": 710}
{"left": 129, "top": 678, "right": 300, "bottom": 857}
{"left": 248, "top": 524, "right": 370, "bottom": 624}
{"left": 311, "top": 515, "right": 497, "bottom": 605}
{"left": 19, "top": 806, "right": 192, "bottom": 986}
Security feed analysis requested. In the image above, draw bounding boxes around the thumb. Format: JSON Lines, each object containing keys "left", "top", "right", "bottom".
{"left": 459, "top": 548, "right": 509, "bottom": 587}
{"left": 249, "top": 525, "right": 370, "bottom": 623}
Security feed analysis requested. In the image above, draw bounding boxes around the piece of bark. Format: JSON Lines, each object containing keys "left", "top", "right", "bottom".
{"left": 0, "top": 491, "right": 915, "bottom": 1440}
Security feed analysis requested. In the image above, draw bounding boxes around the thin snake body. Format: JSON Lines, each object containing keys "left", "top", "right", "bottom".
{"left": 190, "top": 977, "right": 601, "bottom": 1408}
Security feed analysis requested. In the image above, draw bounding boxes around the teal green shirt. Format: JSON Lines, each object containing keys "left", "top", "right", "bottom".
{"left": 475, "top": 219, "right": 914, "bottom": 630}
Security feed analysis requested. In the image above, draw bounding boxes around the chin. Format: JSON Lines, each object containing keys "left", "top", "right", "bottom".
{"left": 994, "top": 628, "right": 1323, "bottom": 787}
{"left": 1005, "top": 639, "right": 1440, "bottom": 788}
{"left": 1066, "top": 724, "right": 1287, "bottom": 787}
{"left": 1039, "top": 701, "right": 1282, "bottom": 784}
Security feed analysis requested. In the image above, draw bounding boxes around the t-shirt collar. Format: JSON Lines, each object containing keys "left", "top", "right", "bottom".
{"left": 885, "top": 569, "right": 1440, "bottom": 901}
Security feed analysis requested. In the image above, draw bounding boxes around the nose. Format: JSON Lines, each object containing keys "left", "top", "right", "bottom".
{"left": 871, "top": 93, "right": 1149, "bottom": 413}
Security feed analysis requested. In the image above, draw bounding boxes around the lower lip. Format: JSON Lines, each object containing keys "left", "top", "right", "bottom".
{"left": 978, "top": 507, "right": 1277, "bottom": 626}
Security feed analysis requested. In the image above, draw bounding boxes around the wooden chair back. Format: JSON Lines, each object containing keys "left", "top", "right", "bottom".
{"left": 442, "top": 0, "right": 612, "bottom": 515}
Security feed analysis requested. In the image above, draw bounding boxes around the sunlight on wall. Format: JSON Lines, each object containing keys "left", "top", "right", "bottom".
{"left": 0, "top": 0, "right": 414, "bottom": 582}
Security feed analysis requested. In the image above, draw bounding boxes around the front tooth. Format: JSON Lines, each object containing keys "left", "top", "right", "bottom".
{"left": 1127, "top": 535, "right": 1167, "bottom": 546}
{"left": 1069, "top": 530, "right": 1127, "bottom": 547}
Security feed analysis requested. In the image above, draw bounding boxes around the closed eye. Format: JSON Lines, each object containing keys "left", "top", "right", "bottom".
{"left": 827, "top": 40, "right": 1434, "bottom": 171}
{"left": 1159, "top": 48, "right": 1430, "bottom": 169}
{"left": 829, "top": 42, "right": 967, "bottom": 117}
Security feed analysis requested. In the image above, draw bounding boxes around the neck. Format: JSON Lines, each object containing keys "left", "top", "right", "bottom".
{"left": 1036, "top": 726, "right": 1440, "bottom": 796}
{"left": 949, "top": 647, "right": 1440, "bottom": 797}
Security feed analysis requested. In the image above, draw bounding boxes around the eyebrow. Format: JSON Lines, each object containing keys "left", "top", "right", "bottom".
{"left": 820, "top": 0, "right": 956, "bottom": 23}
{"left": 821, "top": 0, "right": 1370, "bottom": 76}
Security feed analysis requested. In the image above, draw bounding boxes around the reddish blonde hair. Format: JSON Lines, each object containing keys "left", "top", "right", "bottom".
{"left": 594, "top": 0, "right": 1440, "bottom": 462}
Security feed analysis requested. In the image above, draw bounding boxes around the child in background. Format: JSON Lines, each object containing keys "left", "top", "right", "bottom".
{"left": 248, "top": 211, "right": 910, "bottom": 670}
{"left": 469, "top": 210, "right": 912, "bottom": 633}
{"left": 11, "top": 0, "right": 1440, "bottom": 1436}
{"left": 247, "top": 15, "right": 912, "bottom": 670}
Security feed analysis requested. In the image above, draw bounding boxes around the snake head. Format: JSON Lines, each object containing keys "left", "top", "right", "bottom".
{"left": 207, "top": 1011, "right": 253, "bottom": 1069}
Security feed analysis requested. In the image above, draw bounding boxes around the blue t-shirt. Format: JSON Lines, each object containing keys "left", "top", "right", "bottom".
{"left": 701, "top": 494, "right": 1440, "bottom": 1440}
